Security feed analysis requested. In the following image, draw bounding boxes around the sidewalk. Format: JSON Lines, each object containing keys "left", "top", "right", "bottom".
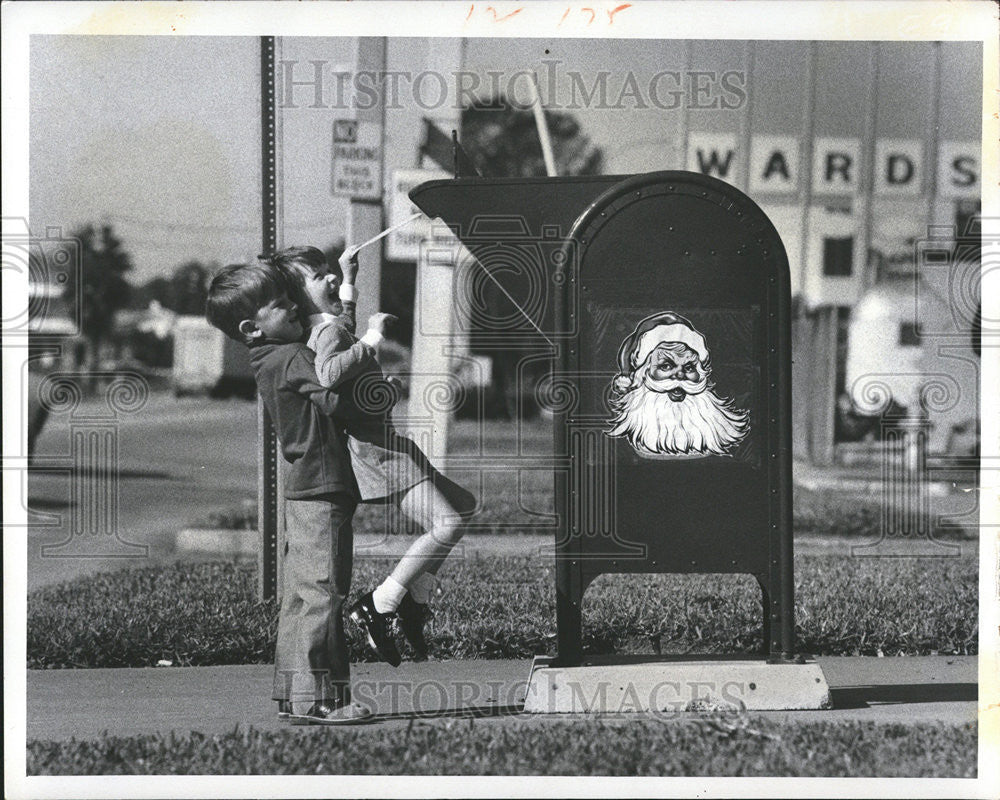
{"left": 27, "top": 656, "right": 976, "bottom": 741}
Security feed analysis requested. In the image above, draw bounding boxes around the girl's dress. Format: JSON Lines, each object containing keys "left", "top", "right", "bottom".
{"left": 308, "top": 312, "right": 472, "bottom": 508}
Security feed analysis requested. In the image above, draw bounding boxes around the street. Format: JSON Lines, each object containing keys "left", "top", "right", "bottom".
{"left": 23, "top": 388, "right": 977, "bottom": 591}
{"left": 26, "top": 392, "right": 258, "bottom": 590}
{"left": 22, "top": 388, "right": 556, "bottom": 591}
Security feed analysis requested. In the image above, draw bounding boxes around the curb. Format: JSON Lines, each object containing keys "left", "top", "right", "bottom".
{"left": 794, "top": 476, "right": 955, "bottom": 496}
{"left": 174, "top": 528, "right": 258, "bottom": 558}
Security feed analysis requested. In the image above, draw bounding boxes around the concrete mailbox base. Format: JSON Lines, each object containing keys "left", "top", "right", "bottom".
{"left": 523, "top": 655, "right": 832, "bottom": 713}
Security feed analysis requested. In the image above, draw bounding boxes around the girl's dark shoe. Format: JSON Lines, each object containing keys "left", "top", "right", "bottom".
{"left": 395, "top": 593, "right": 430, "bottom": 660}
{"left": 348, "top": 591, "right": 402, "bottom": 667}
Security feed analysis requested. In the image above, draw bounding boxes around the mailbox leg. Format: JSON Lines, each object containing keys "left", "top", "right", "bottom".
{"left": 756, "top": 575, "right": 772, "bottom": 658}
{"left": 555, "top": 586, "right": 583, "bottom": 666}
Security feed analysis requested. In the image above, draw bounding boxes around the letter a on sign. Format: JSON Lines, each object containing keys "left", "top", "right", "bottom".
{"left": 749, "top": 136, "right": 799, "bottom": 194}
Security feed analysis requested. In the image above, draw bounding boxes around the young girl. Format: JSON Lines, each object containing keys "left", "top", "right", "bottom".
{"left": 263, "top": 246, "right": 476, "bottom": 666}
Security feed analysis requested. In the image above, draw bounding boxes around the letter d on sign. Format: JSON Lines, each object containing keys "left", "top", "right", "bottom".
{"left": 875, "top": 139, "right": 922, "bottom": 196}
{"left": 886, "top": 154, "right": 914, "bottom": 185}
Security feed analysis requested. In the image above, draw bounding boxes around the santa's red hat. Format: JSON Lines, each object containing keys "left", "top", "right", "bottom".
{"left": 614, "top": 312, "right": 709, "bottom": 382}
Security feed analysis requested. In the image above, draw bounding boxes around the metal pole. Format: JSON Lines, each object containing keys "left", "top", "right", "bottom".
{"left": 258, "top": 35, "right": 280, "bottom": 602}
{"left": 861, "top": 43, "right": 880, "bottom": 288}
{"left": 680, "top": 40, "right": 691, "bottom": 169}
{"left": 528, "top": 72, "right": 557, "bottom": 177}
{"left": 739, "top": 41, "right": 754, "bottom": 195}
{"left": 799, "top": 43, "right": 822, "bottom": 464}
{"left": 349, "top": 37, "right": 387, "bottom": 328}
{"left": 927, "top": 42, "right": 943, "bottom": 212}
{"left": 799, "top": 41, "right": 817, "bottom": 296}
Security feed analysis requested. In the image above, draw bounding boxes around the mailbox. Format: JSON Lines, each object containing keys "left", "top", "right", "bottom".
{"left": 411, "top": 170, "right": 827, "bottom": 711}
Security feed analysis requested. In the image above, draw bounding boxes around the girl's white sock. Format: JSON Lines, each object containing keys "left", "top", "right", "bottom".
{"left": 408, "top": 572, "right": 437, "bottom": 605}
{"left": 372, "top": 576, "right": 407, "bottom": 614}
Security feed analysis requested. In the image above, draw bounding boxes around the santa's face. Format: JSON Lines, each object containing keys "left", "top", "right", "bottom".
{"left": 607, "top": 336, "right": 748, "bottom": 457}
{"left": 642, "top": 343, "right": 709, "bottom": 401}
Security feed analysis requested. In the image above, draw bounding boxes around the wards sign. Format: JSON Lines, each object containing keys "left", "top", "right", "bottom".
{"left": 687, "top": 133, "right": 979, "bottom": 199}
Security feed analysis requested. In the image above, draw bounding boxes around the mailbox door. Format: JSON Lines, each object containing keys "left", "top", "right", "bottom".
{"left": 554, "top": 171, "right": 794, "bottom": 662}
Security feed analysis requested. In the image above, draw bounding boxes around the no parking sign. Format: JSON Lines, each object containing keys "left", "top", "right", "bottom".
{"left": 332, "top": 119, "right": 382, "bottom": 200}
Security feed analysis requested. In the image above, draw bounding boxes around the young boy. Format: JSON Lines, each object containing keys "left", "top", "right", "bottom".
{"left": 265, "top": 246, "right": 476, "bottom": 668}
{"left": 205, "top": 262, "right": 388, "bottom": 725}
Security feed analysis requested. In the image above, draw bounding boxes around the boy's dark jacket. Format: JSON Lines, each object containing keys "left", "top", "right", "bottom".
{"left": 248, "top": 339, "right": 365, "bottom": 500}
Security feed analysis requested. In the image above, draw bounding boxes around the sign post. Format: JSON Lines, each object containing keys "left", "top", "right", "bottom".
{"left": 258, "top": 35, "right": 281, "bottom": 603}
{"left": 410, "top": 170, "right": 831, "bottom": 712}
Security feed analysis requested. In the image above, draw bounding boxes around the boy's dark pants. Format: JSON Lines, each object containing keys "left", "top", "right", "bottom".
{"left": 272, "top": 491, "right": 356, "bottom": 712}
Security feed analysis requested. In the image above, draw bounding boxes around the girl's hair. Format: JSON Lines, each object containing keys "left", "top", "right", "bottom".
{"left": 259, "top": 246, "right": 336, "bottom": 310}
{"left": 260, "top": 246, "right": 330, "bottom": 277}
{"left": 205, "top": 262, "right": 290, "bottom": 342}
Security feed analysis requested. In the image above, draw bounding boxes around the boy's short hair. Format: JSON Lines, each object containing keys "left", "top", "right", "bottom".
{"left": 205, "top": 262, "right": 290, "bottom": 343}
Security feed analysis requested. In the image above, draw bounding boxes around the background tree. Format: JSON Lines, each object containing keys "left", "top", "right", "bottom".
{"left": 130, "top": 276, "right": 172, "bottom": 310}
{"left": 64, "top": 223, "right": 134, "bottom": 370}
{"left": 459, "top": 98, "right": 604, "bottom": 418}
{"left": 131, "top": 261, "right": 213, "bottom": 315}
{"left": 168, "top": 260, "right": 213, "bottom": 315}
{"left": 461, "top": 96, "right": 604, "bottom": 178}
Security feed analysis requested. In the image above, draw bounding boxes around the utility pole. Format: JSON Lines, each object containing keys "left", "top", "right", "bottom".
{"left": 348, "top": 37, "right": 387, "bottom": 326}
{"left": 403, "top": 37, "right": 465, "bottom": 460}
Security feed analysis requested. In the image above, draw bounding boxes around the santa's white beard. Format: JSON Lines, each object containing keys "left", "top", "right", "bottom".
{"left": 607, "top": 384, "right": 749, "bottom": 456}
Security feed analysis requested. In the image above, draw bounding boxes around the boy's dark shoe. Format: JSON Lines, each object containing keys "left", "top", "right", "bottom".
{"left": 348, "top": 592, "right": 402, "bottom": 667}
{"left": 288, "top": 701, "right": 373, "bottom": 726}
{"left": 395, "top": 593, "right": 430, "bottom": 660}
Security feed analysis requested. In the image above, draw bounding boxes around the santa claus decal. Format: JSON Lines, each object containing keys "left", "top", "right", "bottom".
{"left": 606, "top": 312, "right": 750, "bottom": 457}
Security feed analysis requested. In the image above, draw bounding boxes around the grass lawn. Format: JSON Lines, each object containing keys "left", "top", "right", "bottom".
{"left": 203, "top": 474, "right": 976, "bottom": 542}
{"left": 195, "top": 413, "right": 977, "bottom": 539}
{"left": 26, "top": 717, "right": 976, "bottom": 777}
{"left": 28, "top": 551, "right": 976, "bottom": 669}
